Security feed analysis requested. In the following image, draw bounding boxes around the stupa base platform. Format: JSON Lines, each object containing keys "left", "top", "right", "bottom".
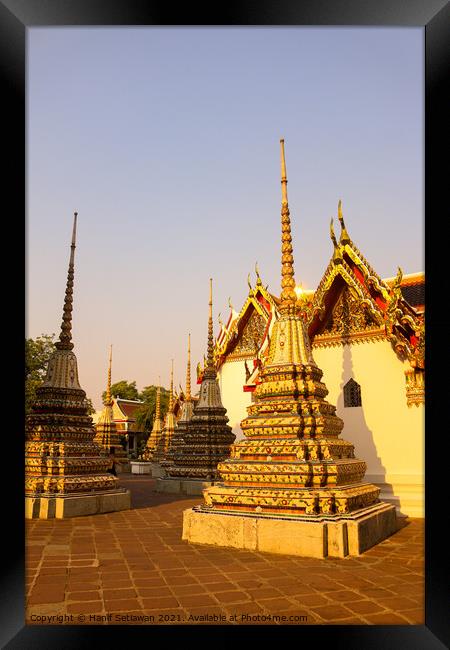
{"left": 130, "top": 461, "right": 152, "bottom": 474}
{"left": 156, "top": 477, "right": 215, "bottom": 496}
{"left": 150, "top": 463, "right": 167, "bottom": 478}
{"left": 116, "top": 460, "right": 131, "bottom": 474}
{"left": 182, "top": 501, "right": 397, "bottom": 558}
{"left": 25, "top": 488, "right": 131, "bottom": 519}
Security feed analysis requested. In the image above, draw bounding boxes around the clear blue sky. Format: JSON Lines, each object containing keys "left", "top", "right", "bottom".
{"left": 27, "top": 27, "right": 423, "bottom": 410}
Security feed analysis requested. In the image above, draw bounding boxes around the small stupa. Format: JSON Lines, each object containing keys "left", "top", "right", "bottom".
{"left": 140, "top": 380, "right": 164, "bottom": 461}
{"left": 157, "top": 334, "right": 198, "bottom": 493}
{"left": 160, "top": 334, "right": 195, "bottom": 472}
{"left": 25, "top": 212, "right": 130, "bottom": 518}
{"left": 94, "top": 345, "right": 130, "bottom": 473}
{"left": 159, "top": 280, "right": 235, "bottom": 495}
{"left": 182, "top": 142, "right": 397, "bottom": 556}
{"left": 152, "top": 360, "right": 177, "bottom": 474}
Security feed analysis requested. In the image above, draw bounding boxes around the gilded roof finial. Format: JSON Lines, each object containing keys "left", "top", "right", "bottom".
{"left": 186, "top": 333, "right": 191, "bottom": 401}
{"left": 206, "top": 278, "right": 214, "bottom": 370}
{"left": 56, "top": 212, "right": 78, "bottom": 351}
{"left": 255, "top": 261, "right": 262, "bottom": 286}
{"left": 279, "top": 140, "right": 297, "bottom": 311}
{"left": 337, "top": 199, "right": 350, "bottom": 244}
{"left": 168, "top": 360, "right": 174, "bottom": 413}
{"left": 104, "top": 344, "right": 113, "bottom": 406}
{"left": 330, "top": 218, "right": 342, "bottom": 264}
{"left": 218, "top": 312, "right": 223, "bottom": 328}
{"left": 228, "top": 296, "right": 233, "bottom": 311}
{"left": 247, "top": 273, "right": 253, "bottom": 293}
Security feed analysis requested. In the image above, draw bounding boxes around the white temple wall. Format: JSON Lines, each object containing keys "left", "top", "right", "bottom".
{"left": 312, "top": 341, "right": 424, "bottom": 518}
{"left": 217, "top": 360, "right": 252, "bottom": 438}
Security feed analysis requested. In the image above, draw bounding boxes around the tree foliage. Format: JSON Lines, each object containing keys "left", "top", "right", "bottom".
{"left": 25, "top": 334, "right": 56, "bottom": 414}
{"left": 134, "top": 385, "right": 170, "bottom": 433}
{"left": 102, "top": 380, "right": 140, "bottom": 404}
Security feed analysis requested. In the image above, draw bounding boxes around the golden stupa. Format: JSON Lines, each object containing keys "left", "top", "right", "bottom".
{"left": 182, "top": 141, "right": 397, "bottom": 557}
{"left": 25, "top": 213, "right": 130, "bottom": 518}
{"left": 94, "top": 345, "right": 130, "bottom": 473}
{"left": 154, "top": 359, "right": 177, "bottom": 465}
{"left": 140, "top": 380, "right": 164, "bottom": 461}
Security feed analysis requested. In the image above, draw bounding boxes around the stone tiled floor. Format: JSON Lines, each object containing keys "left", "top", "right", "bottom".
{"left": 25, "top": 475, "right": 424, "bottom": 626}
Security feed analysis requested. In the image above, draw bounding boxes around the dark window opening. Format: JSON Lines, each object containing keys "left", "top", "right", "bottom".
{"left": 344, "top": 378, "right": 362, "bottom": 407}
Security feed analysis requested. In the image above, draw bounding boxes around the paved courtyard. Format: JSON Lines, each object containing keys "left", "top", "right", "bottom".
{"left": 25, "top": 474, "right": 424, "bottom": 626}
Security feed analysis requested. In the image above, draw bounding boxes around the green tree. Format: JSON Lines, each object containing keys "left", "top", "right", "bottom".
{"left": 102, "top": 380, "right": 140, "bottom": 404}
{"left": 26, "top": 334, "right": 97, "bottom": 416}
{"left": 25, "top": 334, "right": 56, "bottom": 414}
{"left": 134, "top": 385, "right": 170, "bottom": 433}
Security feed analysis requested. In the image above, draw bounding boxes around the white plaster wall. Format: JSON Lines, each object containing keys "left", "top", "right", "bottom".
{"left": 312, "top": 341, "right": 424, "bottom": 517}
{"left": 217, "top": 360, "right": 252, "bottom": 439}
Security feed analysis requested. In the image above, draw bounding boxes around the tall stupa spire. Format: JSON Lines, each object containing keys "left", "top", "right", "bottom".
{"left": 105, "top": 344, "right": 113, "bottom": 406}
{"left": 156, "top": 377, "right": 161, "bottom": 420}
{"left": 184, "top": 140, "right": 396, "bottom": 558}
{"left": 56, "top": 212, "right": 77, "bottom": 351}
{"left": 25, "top": 212, "right": 130, "bottom": 518}
{"left": 279, "top": 140, "right": 297, "bottom": 311}
{"left": 186, "top": 334, "right": 192, "bottom": 401}
{"left": 168, "top": 360, "right": 174, "bottom": 412}
{"left": 207, "top": 278, "right": 214, "bottom": 368}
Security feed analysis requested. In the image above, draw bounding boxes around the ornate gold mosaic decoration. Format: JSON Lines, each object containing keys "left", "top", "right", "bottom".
{"left": 168, "top": 279, "right": 236, "bottom": 480}
{"left": 25, "top": 213, "right": 119, "bottom": 496}
{"left": 94, "top": 345, "right": 129, "bottom": 467}
{"left": 199, "top": 140, "right": 382, "bottom": 517}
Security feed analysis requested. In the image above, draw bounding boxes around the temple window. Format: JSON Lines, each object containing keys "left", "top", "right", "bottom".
{"left": 343, "top": 378, "right": 362, "bottom": 407}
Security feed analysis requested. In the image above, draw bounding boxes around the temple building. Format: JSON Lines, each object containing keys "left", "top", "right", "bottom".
{"left": 205, "top": 209, "right": 424, "bottom": 518}
{"left": 183, "top": 140, "right": 397, "bottom": 557}
{"left": 94, "top": 346, "right": 130, "bottom": 473}
{"left": 158, "top": 280, "right": 236, "bottom": 495}
{"left": 25, "top": 213, "right": 130, "bottom": 518}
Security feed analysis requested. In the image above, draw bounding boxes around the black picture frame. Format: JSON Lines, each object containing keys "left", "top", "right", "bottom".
{"left": 3, "top": 0, "right": 448, "bottom": 647}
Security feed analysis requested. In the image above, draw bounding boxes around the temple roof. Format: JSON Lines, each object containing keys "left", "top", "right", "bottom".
{"left": 213, "top": 204, "right": 424, "bottom": 388}
{"left": 112, "top": 398, "right": 144, "bottom": 422}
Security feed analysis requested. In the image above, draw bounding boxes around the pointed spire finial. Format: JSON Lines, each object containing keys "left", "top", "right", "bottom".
{"left": 105, "top": 344, "right": 113, "bottom": 406}
{"left": 56, "top": 211, "right": 78, "bottom": 350}
{"left": 186, "top": 333, "right": 191, "bottom": 401}
{"left": 279, "top": 140, "right": 297, "bottom": 310}
{"left": 255, "top": 261, "right": 262, "bottom": 285}
{"left": 228, "top": 296, "right": 233, "bottom": 311}
{"left": 337, "top": 199, "right": 350, "bottom": 244}
{"left": 155, "top": 377, "right": 161, "bottom": 421}
{"left": 330, "top": 218, "right": 342, "bottom": 264}
{"left": 247, "top": 273, "right": 253, "bottom": 292}
{"left": 168, "top": 359, "right": 174, "bottom": 412}
{"left": 206, "top": 278, "right": 215, "bottom": 370}
{"left": 280, "top": 139, "right": 288, "bottom": 204}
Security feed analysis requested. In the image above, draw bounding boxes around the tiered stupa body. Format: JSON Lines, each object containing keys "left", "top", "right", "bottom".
{"left": 94, "top": 345, "right": 130, "bottom": 473}
{"left": 169, "top": 280, "right": 236, "bottom": 481}
{"left": 140, "top": 382, "right": 164, "bottom": 461}
{"left": 183, "top": 142, "right": 396, "bottom": 556}
{"left": 164, "top": 335, "right": 195, "bottom": 471}
{"left": 25, "top": 213, "right": 130, "bottom": 518}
